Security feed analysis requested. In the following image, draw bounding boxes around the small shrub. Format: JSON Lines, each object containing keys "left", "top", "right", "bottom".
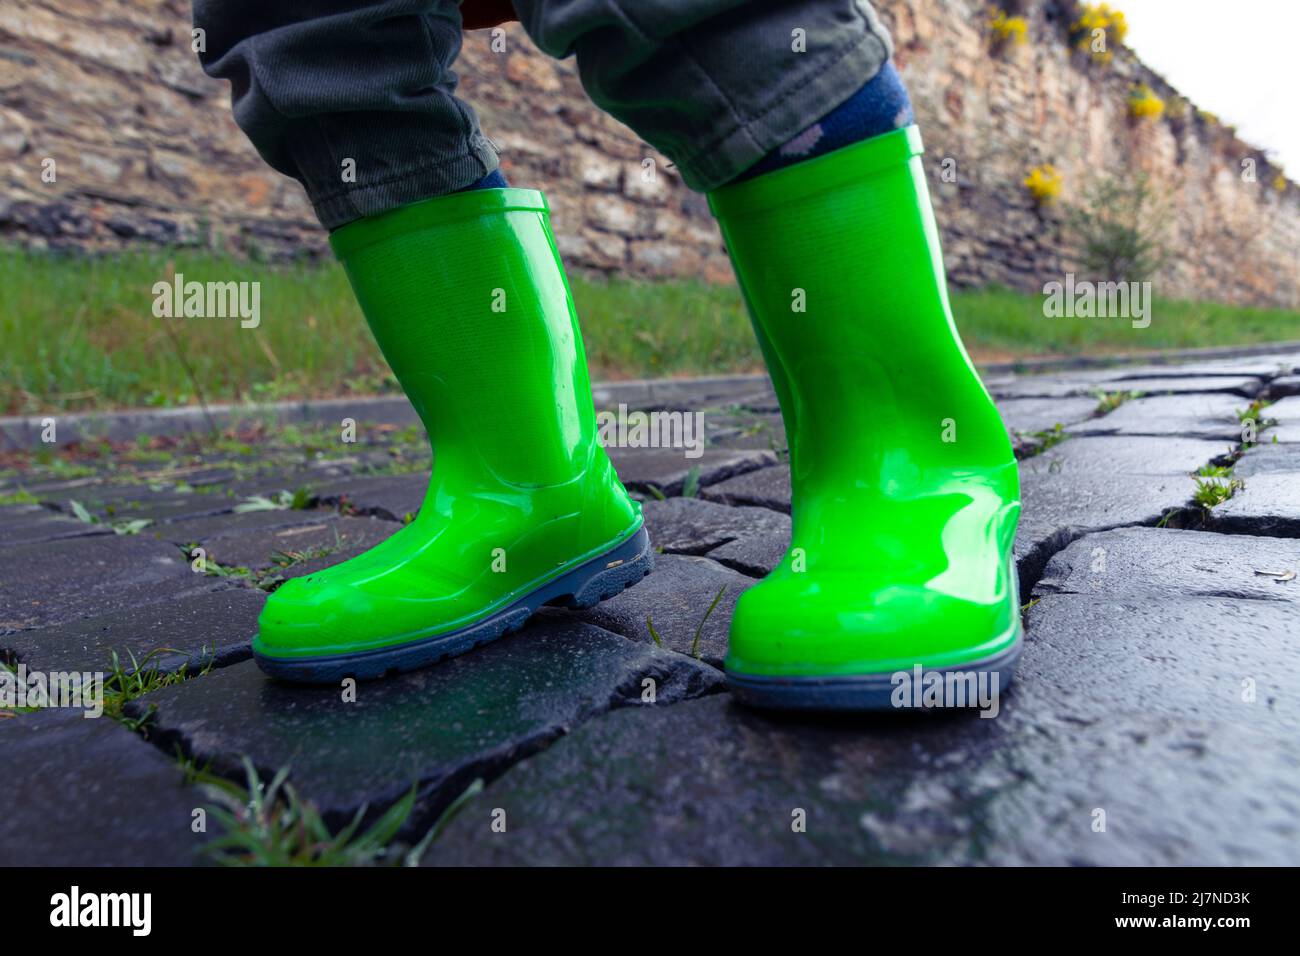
{"left": 1071, "top": 2, "right": 1128, "bottom": 65}
{"left": 1127, "top": 83, "right": 1165, "bottom": 120}
{"left": 1066, "top": 171, "right": 1172, "bottom": 282}
{"left": 1024, "top": 163, "right": 1063, "bottom": 204}
{"left": 989, "top": 9, "right": 1029, "bottom": 49}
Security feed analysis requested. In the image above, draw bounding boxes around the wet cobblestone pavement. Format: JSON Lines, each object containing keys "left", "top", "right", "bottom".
{"left": 3, "top": 357, "right": 1299, "bottom": 865}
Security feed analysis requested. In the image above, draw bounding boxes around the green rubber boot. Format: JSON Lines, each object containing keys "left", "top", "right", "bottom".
{"left": 708, "top": 126, "right": 1021, "bottom": 711}
{"left": 253, "top": 188, "right": 651, "bottom": 682}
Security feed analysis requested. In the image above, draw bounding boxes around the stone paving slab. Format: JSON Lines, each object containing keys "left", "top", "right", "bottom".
{"left": 1097, "top": 375, "right": 1263, "bottom": 396}
{"left": 1233, "top": 442, "right": 1300, "bottom": 477}
{"left": 41, "top": 490, "right": 236, "bottom": 525}
{"left": 0, "top": 533, "right": 210, "bottom": 633}
{"left": 701, "top": 464, "right": 792, "bottom": 513}
{"left": 1209, "top": 476, "right": 1300, "bottom": 537}
{"left": 158, "top": 504, "right": 356, "bottom": 546}
{"left": 1066, "top": 393, "right": 1246, "bottom": 440}
{"left": 310, "top": 473, "right": 430, "bottom": 522}
{"left": 0, "top": 504, "right": 112, "bottom": 545}
{"left": 1008, "top": 374, "right": 1264, "bottom": 398}
{"left": 3, "top": 586, "right": 264, "bottom": 675}
{"left": 590, "top": 375, "right": 771, "bottom": 413}
{"left": 699, "top": 411, "right": 787, "bottom": 453}
{"left": 1014, "top": 435, "right": 1228, "bottom": 591}
{"left": 126, "top": 619, "right": 723, "bottom": 834}
{"left": 427, "top": 691, "right": 1299, "bottom": 866}
{"left": 606, "top": 446, "right": 776, "bottom": 497}
{"left": 190, "top": 514, "right": 399, "bottom": 571}
{"left": 1035, "top": 526, "right": 1300, "bottom": 602}
{"left": 1268, "top": 374, "right": 1300, "bottom": 398}
{"left": 0, "top": 708, "right": 207, "bottom": 866}
{"left": 567, "top": 553, "right": 755, "bottom": 667}
{"left": 640, "top": 497, "right": 789, "bottom": 577}
{"left": 996, "top": 396, "right": 1100, "bottom": 435}
{"left": 1263, "top": 396, "right": 1300, "bottom": 443}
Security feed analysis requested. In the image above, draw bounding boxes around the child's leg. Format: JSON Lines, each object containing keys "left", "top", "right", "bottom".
{"left": 192, "top": 0, "right": 503, "bottom": 227}
{"left": 195, "top": 1, "right": 649, "bottom": 680}
{"left": 513, "top": 0, "right": 1022, "bottom": 710}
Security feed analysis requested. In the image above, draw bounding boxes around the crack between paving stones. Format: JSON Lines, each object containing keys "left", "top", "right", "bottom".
{"left": 120, "top": 625, "right": 724, "bottom": 844}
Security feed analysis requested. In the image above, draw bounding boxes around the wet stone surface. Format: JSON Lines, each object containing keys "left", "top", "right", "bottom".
{"left": 3, "top": 586, "right": 265, "bottom": 675}
{"left": 0, "top": 707, "right": 207, "bottom": 866}
{"left": 125, "top": 620, "right": 723, "bottom": 835}
{"left": 0, "top": 534, "right": 209, "bottom": 633}
{"left": 1067, "top": 392, "right": 1247, "bottom": 441}
{"left": 641, "top": 496, "right": 790, "bottom": 577}
{"left": 606, "top": 446, "right": 776, "bottom": 497}
{"left": 567, "top": 553, "right": 755, "bottom": 667}
{"left": 5, "top": 356, "right": 1300, "bottom": 864}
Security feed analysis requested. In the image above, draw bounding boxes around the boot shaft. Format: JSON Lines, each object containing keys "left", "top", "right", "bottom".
{"left": 331, "top": 188, "right": 599, "bottom": 490}
{"left": 709, "top": 126, "right": 1014, "bottom": 492}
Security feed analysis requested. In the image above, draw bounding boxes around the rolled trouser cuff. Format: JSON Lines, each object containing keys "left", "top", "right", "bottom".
{"left": 308, "top": 133, "right": 499, "bottom": 231}
{"left": 675, "top": 23, "right": 892, "bottom": 191}
{"left": 514, "top": 0, "right": 894, "bottom": 193}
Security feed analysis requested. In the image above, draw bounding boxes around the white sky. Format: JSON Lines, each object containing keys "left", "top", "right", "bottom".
{"left": 1119, "top": 0, "right": 1299, "bottom": 169}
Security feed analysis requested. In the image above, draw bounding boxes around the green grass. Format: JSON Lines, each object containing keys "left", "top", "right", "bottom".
{"left": 192, "top": 756, "right": 482, "bottom": 867}
{"left": 946, "top": 285, "right": 1300, "bottom": 360}
{"left": 5, "top": 244, "right": 1300, "bottom": 415}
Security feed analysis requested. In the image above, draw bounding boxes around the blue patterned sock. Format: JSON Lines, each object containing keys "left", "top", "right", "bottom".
{"left": 460, "top": 168, "right": 509, "bottom": 191}
{"left": 736, "top": 62, "right": 914, "bottom": 182}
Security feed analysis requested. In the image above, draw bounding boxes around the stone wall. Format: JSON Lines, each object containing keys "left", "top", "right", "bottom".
{"left": 888, "top": 0, "right": 1300, "bottom": 307}
{"left": 1, "top": 0, "right": 1296, "bottom": 306}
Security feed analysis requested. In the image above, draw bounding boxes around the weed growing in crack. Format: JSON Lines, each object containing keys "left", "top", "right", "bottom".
{"left": 67, "top": 499, "right": 152, "bottom": 535}
{"left": 234, "top": 487, "right": 314, "bottom": 513}
{"left": 0, "top": 489, "right": 38, "bottom": 506}
{"left": 681, "top": 465, "right": 702, "bottom": 499}
{"left": 643, "top": 585, "right": 724, "bottom": 658}
{"left": 1236, "top": 399, "right": 1277, "bottom": 441}
{"left": 1192, "top": 475, "right": 1243, "bottom": 509}
{"left": 1028, "top": 423, "right": 1067, "bottom": 452}
{"left": 691, "top": 586, "right": 727, "bottom": 660}
{"left": 195, "top": 756, "right": 483, "bottom": 867}
{"left": 104, "top": 647, "right": 215, "bottom": 730}
{"left": 1092, "top": 389, "right": 1143, "bottom": 416}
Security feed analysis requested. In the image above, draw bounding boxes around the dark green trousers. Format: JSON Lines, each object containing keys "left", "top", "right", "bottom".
{"left": 193, "top": 0, "right": 892, "bottom": 228}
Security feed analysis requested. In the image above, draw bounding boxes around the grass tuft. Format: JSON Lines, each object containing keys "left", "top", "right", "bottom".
{"left": 194, "top": 756, "right": 481, "bottom": 867}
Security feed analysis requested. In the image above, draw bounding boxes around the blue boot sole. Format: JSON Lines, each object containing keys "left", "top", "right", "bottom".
{"left": 727, "top": 635, "right": 1022, "bottom": 713}
{"left": 254, "top": 525, "right": 654, "bottom": 684}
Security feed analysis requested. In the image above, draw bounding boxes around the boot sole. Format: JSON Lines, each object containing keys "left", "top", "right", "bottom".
{"left": 727, "top": 634, "right": 1022, "bottom": 713}
{"left": 255, "top": 525, "right": 654, "bottom": 684}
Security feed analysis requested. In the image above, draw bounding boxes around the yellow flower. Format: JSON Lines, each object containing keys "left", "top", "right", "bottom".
{"left": 989, "top": 10, "right": 1029, "bottom": 46}
{"left": 1127, "top": 83, "right": 1165, "bottom": 120}
{"left": 1024, "top": 164, "right": 1063, "bottom": 204}
{"left": 1072, "top": 3, "right": 1128, "bottom": 63}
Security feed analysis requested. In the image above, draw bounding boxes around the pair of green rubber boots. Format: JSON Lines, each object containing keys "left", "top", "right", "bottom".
{"left": 253, "top": 126, "right": 1022, "bottom": 710}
